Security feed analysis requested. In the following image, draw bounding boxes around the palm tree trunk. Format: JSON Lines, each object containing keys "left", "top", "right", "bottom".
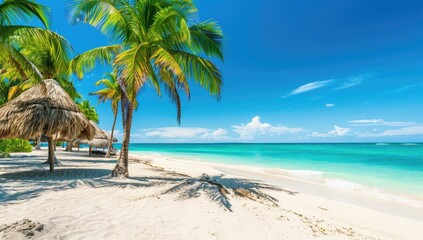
{"left": 66, "top": 141, "right": 73, "bottom": 152}
{"left": 121, "top": 90, "right": 126, "bottom": 128}
{"left": 106, "top": 106, "right": 118, "bottom": 158}
{"left": 111, "top": 103, "right": 133, "bottom": 178}
{"left": 35, "top": 135, "right": 41, "bottom": 150}
{"left": 48, "top": 137, "right": 54, "bottom": 172}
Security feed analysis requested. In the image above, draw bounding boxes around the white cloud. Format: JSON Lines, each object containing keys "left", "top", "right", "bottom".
{"left": 284, "top": 80, "right": 333, "bottom": 97}
{"left": 335, "top": 76, "right": 363, "bottom": 90}
{"left": 358, "top": 126, "right": 423, "bottom": 137}
{"left": 232, "top": 116, "right": 303, "bottom": 140}
{"left": 325, "top": 103, "right": 335, "bottom": 107}
{"left": 329, "top": 125, "right": 351, "bottom": 136}
{"left": 283, "top": 73, "right": 376, "bottom": 98}
{"left": 349, "top": 119, "right": 417, "bottom": 127}
{"left": 200, "top": 128, "right": 228, "bottom": 140}
{"left": 310, "top": 125, "right": 351, "bottom": 138}
{"left": 145, "top": 127, "right": 210, "bottom": 138}
{"left": 335, "top": 73, "right": 376, "bottom": 90}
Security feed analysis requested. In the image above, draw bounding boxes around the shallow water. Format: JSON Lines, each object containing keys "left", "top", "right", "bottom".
{"left": 115, "top": 143, "right": 423, "bottom": 197}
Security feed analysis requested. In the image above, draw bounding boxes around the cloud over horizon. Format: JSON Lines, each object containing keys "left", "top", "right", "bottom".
{"left": 349, "top": 119, "right": 417, "bottom": 127}
{"left": 357, "top": 126, "right": 423, "bottom": 138}
{"left": 231, "top": 116, "right": 303, "bottom": 140}
{"left": 310, "top": 125, "right": 351, "bottom": 138}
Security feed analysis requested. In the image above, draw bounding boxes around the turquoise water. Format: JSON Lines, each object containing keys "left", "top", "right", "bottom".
{"left": 117, "top": 143, "right": 423, "bottom": 196}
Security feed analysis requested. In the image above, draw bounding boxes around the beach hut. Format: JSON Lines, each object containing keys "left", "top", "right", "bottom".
{"left": 0, "top": 79, "right": 95, "bottom": 171}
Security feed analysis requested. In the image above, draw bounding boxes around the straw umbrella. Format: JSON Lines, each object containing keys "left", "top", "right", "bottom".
{"left": 104, "top": 131, "right": 118, "bottom": 143}
{"left": 74, "top": 121, "right": 108, "bottom": 156}
{"left": 0, "top": 79, "right": 95, "bottom": 171}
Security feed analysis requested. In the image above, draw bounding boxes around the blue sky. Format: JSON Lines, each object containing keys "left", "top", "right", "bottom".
{"left": 39, "top": 0, "right": 423, "bottom": 142}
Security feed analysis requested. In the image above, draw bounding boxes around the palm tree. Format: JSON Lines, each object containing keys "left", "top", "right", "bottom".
{"left": 90, "top": 72, "right": 121, "bottom": 157}
{"left": 3, "top": 18, "right": 80, "bottom": 150}
{"left": 0, "top": 0, "right": 50, "bottom": 82}
{"left": 5, "top": 28, "right": 79, "bottom": 99}
{"left": 77, "top": 99, "right": 99, "bottom": 123}
{"left": 1, "top": 1, "right": 82, "bottom": 151}
{"left": 68, "top": 0, "right": 224, "bottom": 177}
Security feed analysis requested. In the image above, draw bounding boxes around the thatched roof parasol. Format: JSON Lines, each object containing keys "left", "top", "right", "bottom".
{"left": 0, "top": 79, "right": 95, "bottom": 141}
{"left": 0, "top": 79, "right": 95, "bottom": 171}
{"left": 104, "top": 131, "right": 118, "bottom": 143}
{"left": 74, "top": 121, "right": 109, "bottom": 148}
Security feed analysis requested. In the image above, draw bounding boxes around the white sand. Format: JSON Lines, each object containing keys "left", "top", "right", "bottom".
{"left": 0, "top": 148, "right": 422, "bottom": 240}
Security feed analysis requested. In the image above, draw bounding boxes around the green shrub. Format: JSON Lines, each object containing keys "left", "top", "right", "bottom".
{"left": 0, "top": 151, "right": 10, "bottom": 158}
{"left": 0, "top": 139, "right": 33, "bottom": 157}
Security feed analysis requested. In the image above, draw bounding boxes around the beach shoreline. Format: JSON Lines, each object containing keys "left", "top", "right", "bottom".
{"left": 0, "top": 148, "right": 422, "bottom": 239}
{"left": 129, "top": 151, "right": 423, "bottom": 220}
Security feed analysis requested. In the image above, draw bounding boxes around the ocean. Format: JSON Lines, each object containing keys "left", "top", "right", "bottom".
{"left": 117, "top": 143, "right": 423, "bottom": 197}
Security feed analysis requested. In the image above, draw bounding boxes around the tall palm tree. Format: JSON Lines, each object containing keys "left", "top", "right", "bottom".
{"left": 68, "top": 0, "right": 224, "bottom": 177}
{"left": 77, "top": 99, "right": 99, "bottom": 123}
{"left": 90, "top": 72, "right": 121, "bottom": 157}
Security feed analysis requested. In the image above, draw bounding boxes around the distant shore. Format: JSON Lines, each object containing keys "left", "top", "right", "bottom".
{"left": 0, "top": 148, "right": 422, "bottom": 239}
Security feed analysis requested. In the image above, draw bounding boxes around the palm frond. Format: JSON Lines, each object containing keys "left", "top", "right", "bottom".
{"left": 77, "top": 99, "right": 99, "bottom": 123}
{"left": 157, "top": 66, "right": 182, "bottom": 124}
{"left": 15, "top": 28, "right": 74, "bottom": 79}
{"left": 151, "top": 46, "right": 189, "bottom": 96}
{"left": 188, "top": 21, "right": 224, "bottom": 60}
{"left": 0, "top": 0, "right": 49, "bottom": 28}
{"left": 0, "top": 42, "right": 43, "bottom": 82}
{"left": 70, "top": 45, "right": 122, "bottom": 79}
{"left": 90, "top": 72, "right": 121, "bottom": 113}
{"left": 147, "top": 6, "right": 191, "bottom": 43}
{"left": 68, "top": 0, "right": 130, "bottom": 43}
{"left": 113, "top": 43, "right": 149, "bottom": 102}
{"left": 171, "top": 50, "right": 222, "bottom": 98}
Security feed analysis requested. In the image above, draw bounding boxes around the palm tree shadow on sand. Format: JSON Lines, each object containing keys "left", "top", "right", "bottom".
{"left": 0, "top": 160, "right": 298, "bottom": 211}
{"left": 129, "top": 160, "right": 299, "bottom": 211}
{"left": 158, "top": 173, "right": 285, "bottom": 211}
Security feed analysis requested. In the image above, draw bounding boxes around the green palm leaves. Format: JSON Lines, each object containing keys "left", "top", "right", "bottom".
{"left": 0, "top": 0, "right": 80, "bottom": 103}
{"left": 69, "top": 0, "right": 224, "bottom": 123}
{"left": 77, "top": 100, "right": 99, "bottom": 123}
{"left": 0, "top": 0, "right": 50, "bottom": 82}
{"left": 0, "top": 0, "right": 49, "bottom": 27}
{"left": 91, "top": 72, "right": 121, "bottom": 115}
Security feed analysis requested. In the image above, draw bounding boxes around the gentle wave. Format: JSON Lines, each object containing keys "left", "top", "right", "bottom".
{"left": 324, "top": 178, "right": 423, "bottom": 208}
{"left": 286, "top": 170, "right": 324, "bottom": 177}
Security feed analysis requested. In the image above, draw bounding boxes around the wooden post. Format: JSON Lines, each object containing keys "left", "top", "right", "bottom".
{"left": 89, "top": 145, "right": 92, "bottom": 157}
{"left": 48, "top": 137, "right": 54, "bottom": 172}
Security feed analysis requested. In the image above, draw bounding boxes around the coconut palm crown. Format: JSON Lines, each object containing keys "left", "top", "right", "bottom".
{"left": 90, "top": 71, "right": 121, "bottom": 157}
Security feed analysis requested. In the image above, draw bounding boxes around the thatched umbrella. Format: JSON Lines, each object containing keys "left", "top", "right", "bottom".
{"left": 0, "top": 79, "right": 95, "bottom": 171}
{"left": 74, "top": 121, "right": 108, "bottom": 156}
{"left": 104, "top": 131, "right": 118, "bottom": 143}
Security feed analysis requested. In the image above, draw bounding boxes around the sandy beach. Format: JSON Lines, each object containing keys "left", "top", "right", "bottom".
{"left": 0, "top": 148, "right": 422, "bottom": 240}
